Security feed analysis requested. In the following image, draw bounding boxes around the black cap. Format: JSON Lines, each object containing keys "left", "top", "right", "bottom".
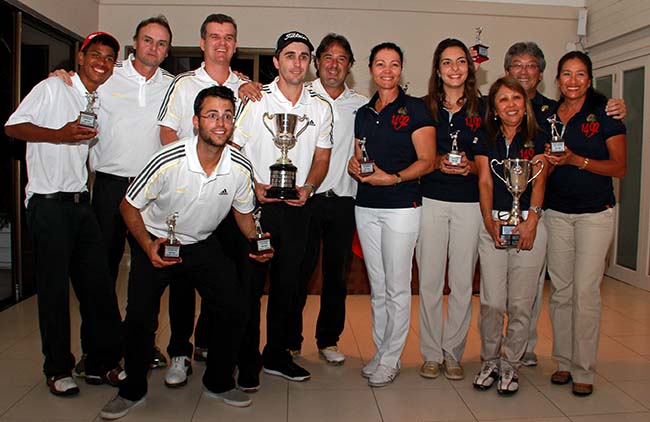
{"left": 275, "top": 31, "right": 314, "bottom": 55}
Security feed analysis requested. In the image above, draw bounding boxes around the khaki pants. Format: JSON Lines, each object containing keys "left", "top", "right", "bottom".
{"left": 545, "top": 208, "right": 615, "bottom": 384}
{"left": 478, "top": 217, "right": 547, "bottom": 366}
{"left": 416, "top": 198, "right": 481, "bottom": 363}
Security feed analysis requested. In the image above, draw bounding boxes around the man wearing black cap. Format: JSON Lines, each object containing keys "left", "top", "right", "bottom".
{"left": 233, "top": 30, "right": 333, "bottom": 384}
{"left": 4, "top": 32, "right": 123, "bottom": 396}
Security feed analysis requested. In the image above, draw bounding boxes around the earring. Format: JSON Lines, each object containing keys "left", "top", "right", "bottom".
{"left": 494, "top": 115, "right": 498, "bottom": 121}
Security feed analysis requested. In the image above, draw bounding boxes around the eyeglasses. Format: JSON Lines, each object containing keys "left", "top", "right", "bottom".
{"left": 509, "top": 63, "right": 539, "bottom": 72}
{"left": 199, "top": 112, "right": 234, "bottom": 123}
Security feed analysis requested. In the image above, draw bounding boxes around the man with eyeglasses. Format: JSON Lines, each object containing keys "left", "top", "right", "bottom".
{"left": 101, "top": 86, "right": 272, "bottom": 419}
{"left": 503, "top": 41, "right": 626, "bottom": 367}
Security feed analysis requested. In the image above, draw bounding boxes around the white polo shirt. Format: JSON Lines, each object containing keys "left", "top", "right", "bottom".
{"left": 5, "top": 74, "right": 96, "bottom": 205}
{"left": 307, "top": 79, "right": 367, "bottom": 197}
{"left": 125, "top": 136, "right": 255, "bottom": 244}
{"left": 157, "top": 62, "right": 245, "bottom": 139}
{"left": 233, "top": 78, "right": 333, "bottom": 186}
{"left": 90, "top": 54, "right": 174, "bottom": 177}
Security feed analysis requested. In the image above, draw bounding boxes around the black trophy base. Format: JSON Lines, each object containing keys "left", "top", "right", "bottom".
{"left": 268, "top": 163, "right": 298, "bottom": 199}
{"left": 500, "top": 225, "right": 520, "bottom": 248}
{"left": 160, "top": 242, "right": 181, "bottom": 261}
{"left": 249, "top": 235, "right": 272, "bottom": 255}
{"left": 448, "top": 152, "right": 462, "bottom": 166}
{"left": 472, "top": 44, "right": 489, "bottom": 63}
{"left": 266, "top": 186, "right": 299, "bottom": 200}
{"left": 359, "top": 161, "right": 375, "bottom": 177}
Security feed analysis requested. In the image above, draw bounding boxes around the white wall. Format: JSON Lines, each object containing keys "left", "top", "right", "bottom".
{"left": 98, "top": 0, "right": 580, "bottom": 99}
{"left": 586, "top": 0, "right": 650, "bottom": 49}
{"left": 19, "top": 0, "right": 98, "bottom": 37}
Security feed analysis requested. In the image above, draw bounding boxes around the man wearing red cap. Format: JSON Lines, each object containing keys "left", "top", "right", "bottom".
{"left": 4, "top": 32, "right": 123, "bottom": 397}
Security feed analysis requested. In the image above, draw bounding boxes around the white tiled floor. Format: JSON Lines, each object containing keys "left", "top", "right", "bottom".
{"left": 1, "top": 271, "right": 649, "bottom": 421}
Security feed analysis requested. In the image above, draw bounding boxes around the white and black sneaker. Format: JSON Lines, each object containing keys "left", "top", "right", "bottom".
{"left": 497, "top": 361, "right": 519, "bottom": 395}
{"left": 263, "top": 360, "right": 310, "bottom": 382}
{"left": 473, "top": 360, "right": 499, "bottom": 390}
{"left": 164, "top": 356, "right": 192, "bottom": 388}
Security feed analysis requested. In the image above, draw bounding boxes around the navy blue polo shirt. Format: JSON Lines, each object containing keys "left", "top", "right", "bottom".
{"left": 355, "top": 88, "right": 436, "bottom": 209}
{"left": 531, "top": 91, "right": 559, "bottom": 137}
{"left": 473, "top": 131, "right": 546, "bottom": 212}
{"left": 545, "top": 100, "right": 626, "bottom": 214}
{"left": 421, "top": 100, "right": 485, "bottom": 203}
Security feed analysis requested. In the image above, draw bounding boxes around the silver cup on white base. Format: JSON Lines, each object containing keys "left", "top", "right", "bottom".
{"left": 262, "top": 112, "right": 310, "bottom": 199}
{"left": 489, "top": 158, "right": 543, "bottom": 247}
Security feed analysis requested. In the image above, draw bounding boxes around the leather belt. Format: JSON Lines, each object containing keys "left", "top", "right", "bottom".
{"left": 316, "top": 189, "right": 338, "bottom": 198}
{"left": 96, "top": 171, "right": 134, "bottom": 184}
{"left": 32, "top": 192, "right": 90, "bottom": 203}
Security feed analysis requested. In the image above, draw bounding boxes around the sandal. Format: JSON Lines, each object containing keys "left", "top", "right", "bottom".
{"left": 551, "top": 370, "right": 572, "bottom": 385}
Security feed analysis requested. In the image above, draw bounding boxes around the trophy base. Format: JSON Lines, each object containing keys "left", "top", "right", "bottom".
{"left": 249, "top": 235, "right": 272, "bottom": 255}
{"left": 79, "top": 111, "right": 97, "bottom": 129}
{"left": 160, "top": 243, "right": 181, "bottom": 261}
{"left": 550, "top": 142, "right": 565, "bottom": 155}
{"left": 448, "top": 152, "right": 462, "bottom": 166}
{"left": 472, "top": 44, "right": 489, "bottom": 63}
{"left": 266, "top": 186, "right": 299, "bottom": 200}
{"left": 359, "top": 161, "right": 375, "bottom": 177}
{"left": 500, "top": 225, "right": 520, "bottom": 248}
{"left": 269, "top": 163, "right": 298, "bottom": 199}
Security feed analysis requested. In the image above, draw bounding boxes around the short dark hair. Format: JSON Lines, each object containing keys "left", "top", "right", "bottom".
{"left": 81, "top": 33, "right": 119, "bottom": 57}
{"left": 368, "top": 42, "right": 403, "bottom": 68}
{"left": 133, "top": 15, "right": 173, "bottom": 46}
{"left": 200, "top": 14, "right": 237, "bottom": 39}
{"left": 314, "top": 33, "right": 355, "bottom": 77}
{"left": 193, "top": 85, "right": 236, "bottom": 116}
{"left": 504, "top": 41, "right": 546, "bottom": 73}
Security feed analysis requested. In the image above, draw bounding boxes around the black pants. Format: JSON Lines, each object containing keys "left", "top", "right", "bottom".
{"left": 290, "top": 195, "right": 355, "bottom": 349}
{"left": 26, "top": 194, "right": 122, "bottom": 378}
{"left": 119, "top": 232, "right": 246, "bottom": 401}
{"left": 239, "top": 202, "right": 310, "bottom": 365}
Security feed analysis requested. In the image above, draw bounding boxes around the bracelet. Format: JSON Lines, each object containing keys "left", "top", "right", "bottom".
{"left": 579, "top": 157, "right": 590, "bottom": 170}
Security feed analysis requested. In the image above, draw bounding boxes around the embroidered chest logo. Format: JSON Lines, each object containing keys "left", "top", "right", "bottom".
{"left": 219, "top": 188, "right": 229, "bottom": 195}
{"left": 581, "top": 114, "right": 599, "bottom": 138}
{"left": 519, "top": 147, "right": 535, "bottom": 160}
{"left": 391, "top": 106, "right": 410, "bottom": 130}
{"left": 465, "top": 116, "right": 482, "bottom": 132}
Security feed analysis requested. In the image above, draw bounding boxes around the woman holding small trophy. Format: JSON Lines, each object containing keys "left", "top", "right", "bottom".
{"left": 348, "top": 42, "right": 436, "bottom": 387}
{"left": 472, "top": 76, "right": 548, "bottom": 395}
{"left": 416, "top": 38, "right": 485, "bottom": 381}
{"left": 543, "top": 51, "right": 626, "bottom": 397}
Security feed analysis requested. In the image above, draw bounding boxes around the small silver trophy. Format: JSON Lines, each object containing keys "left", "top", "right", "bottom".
{"left": 262, "top": 112, "right": 310, "bottom": 199}
{"left": 359, "top": 137, "right": 375, "bottom": 176}
{"left": 548, "top": 114, "right": 565, "bottom": 155}
{"left": 447, "top": 130, "right": 462, "bottom": 166}
{"left": 79, "top": 92, "right": 98, "bottom": 128}
{"left": 249, "top": 208, "right": 272, "bottom": 255}
{"left": 472, "top": 27, "right": 489, "bottom": 63}
{"left": 161, "top": 212, "right": 181, "bottom": 261}
{"left": 490, "top": 159, "right": 544, "bottom": 247}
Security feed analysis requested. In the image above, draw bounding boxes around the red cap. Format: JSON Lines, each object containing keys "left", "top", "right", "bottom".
{"left": 80, "top": 31, "right": 120, "bottom": 54}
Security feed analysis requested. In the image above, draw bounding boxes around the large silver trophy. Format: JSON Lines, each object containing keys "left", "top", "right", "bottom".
{"left": 263, "top": 112, "right": 310, "bottom": 199}
{"left": 490, "top": 159, "right": 543, "bottom": 247}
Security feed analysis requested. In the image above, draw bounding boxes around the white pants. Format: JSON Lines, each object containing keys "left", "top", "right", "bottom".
{"left": 478, "top": 217, "right": 547, "bottom": 366}
{"left": 546, "top": 208, "right": 615, "bottom": 384}
{"left": 355, "top": 206, "right": 421, "bottom": 368}
{"left": 416, "top": 198, "right": 481, "bottom": 363}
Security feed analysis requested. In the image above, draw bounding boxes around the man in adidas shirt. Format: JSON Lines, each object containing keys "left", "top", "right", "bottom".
{"left": 100, "top": 86, "right": 272, "bottom": 419}
{"left": 233, "top": 31, "right": 333, "bottom": 384}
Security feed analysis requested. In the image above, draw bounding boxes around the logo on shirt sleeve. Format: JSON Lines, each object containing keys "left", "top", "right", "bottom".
{"left": 391, "top": 106, "right": 410, "bottom": 131}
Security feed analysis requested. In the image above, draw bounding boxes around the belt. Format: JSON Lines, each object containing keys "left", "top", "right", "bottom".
{"left": 32, "top": 192, "right": 90, "bottom": 203}
{"left": 95, "top": 171, "right": 134, "bottom": 184}
{"left": 316, "top": 189, "right": 338, "bottom": 198}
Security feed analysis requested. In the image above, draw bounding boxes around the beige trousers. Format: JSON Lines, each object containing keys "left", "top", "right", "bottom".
{"left": 545, "top": 208, "right": 615, "bottom": 384}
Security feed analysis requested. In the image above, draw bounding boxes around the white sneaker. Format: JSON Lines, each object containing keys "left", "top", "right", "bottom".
{"left": 473, "top": 360, "right": 499, "bottom": 390}
{"left": 368, "top": 364, "right": 399, "bottom": 387}
{"left": 361, "top": 356, "right": 380, "bottom": 378}
{"left": 164, "top": 356, "right": 192, "bottom": 388}
{"left": 318, "top": 346, "right": 345, "bottom": 365}
{"left": 497, "top": 361, "right": 519, "bottom": 395}
{"left": 100, "top": 395, "right": 145, "bottom": 420}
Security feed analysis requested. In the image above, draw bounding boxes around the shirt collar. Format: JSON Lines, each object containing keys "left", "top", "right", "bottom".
{"left": 367, "top": 86, "right": 407, "bottom": 112}
{"left": 121, "top": 53, "right": 164, "bottom": 83}
{"left": 71, "top": 73, "right": 93, "bottom": 97}
{"left": 269, "top": 77, "right": 311, "bottom": 105}
{"left": 196, "top": 62, "right": 239, "bottom": 86}
{"left": 185, "top": 136, "right": 232, "bottom": 178}
{"left": 309, "top": 78, "right": 352, "bottom": 101}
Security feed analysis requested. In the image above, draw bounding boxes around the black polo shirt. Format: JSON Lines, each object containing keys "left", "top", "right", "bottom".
{"left": 421, "top": 100, "right": 485, "bottom": 203}
{"left": 531, "top": 91, "right": 559, "bottom": 137}
{"left": 355, "top": 88, "right": 435, "bottom": 209}
{"left": 474, "top": 131, "right": 546, "bottom": 212}
{"left": 545, "top": 100, "right": 626, "bottom": 214}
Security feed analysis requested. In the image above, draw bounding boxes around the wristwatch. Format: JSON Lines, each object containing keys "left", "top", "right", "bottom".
{"left": 529, "top": 206, "right": 542, "bottom": 217}
{"left": 304, "top": 183, "right": 316, "bottom": 198}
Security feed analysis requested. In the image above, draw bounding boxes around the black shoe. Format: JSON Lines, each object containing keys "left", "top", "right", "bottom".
{"left": 47, "top": 374, "right": 80, "bottom": 396}
{"left": 263, "top": 360, "right": 310, "bottom": 382}
{"left": 73, "top": 354, "right": 87, "bottom": 378}
{"left": 150, "top": 346, "right": 167, "bottom": 369}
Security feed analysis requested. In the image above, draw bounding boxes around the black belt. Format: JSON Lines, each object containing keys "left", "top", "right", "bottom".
{"left": 95, "top": 171, "right": 134, "bottom": 184}
{"left": 32, "top": 192, "right": 90, "bottom": 203}
{"left": 316, "top": 189, "right": 338, "bottom": 198}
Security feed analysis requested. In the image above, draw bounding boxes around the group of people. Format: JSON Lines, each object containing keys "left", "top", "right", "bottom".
{"left": 4, "top": 10, "right": 627, "bottom": 421}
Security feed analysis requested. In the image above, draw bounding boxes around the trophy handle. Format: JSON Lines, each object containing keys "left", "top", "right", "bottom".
{"left": 489, "top": 159, "right": 509, "bottom": 187}
{"left": 263, "top": 112, "right": 275, "bottom": 137}
{"left": 528, "top": 159, "right": 545, "bottom": 184}
{"left": 294, "top": 114, "right": 310, "bottom": 138}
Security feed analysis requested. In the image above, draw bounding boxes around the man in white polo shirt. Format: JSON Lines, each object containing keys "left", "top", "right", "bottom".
{"left": 100, "top": 86, "right": 272, "bottom": 420}
{"left": 290, "top": 33, "right": 367, "bottom": 365}
{"left": 233, "top": 31, "right": 333, "bottom": 385}
{"left": 5, "top": 32, "right": 123, "bottom": 397}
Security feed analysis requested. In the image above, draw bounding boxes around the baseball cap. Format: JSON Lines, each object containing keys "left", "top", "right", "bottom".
{"left": 80, "top": 31, "right": 120, "bottom": 54}
{"left": 275, "top": 31, "right": 314, "bottom": 55}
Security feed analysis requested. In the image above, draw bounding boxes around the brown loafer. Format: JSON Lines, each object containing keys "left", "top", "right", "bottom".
{"left": 572, "top": 382, "right": 593, "bottom": 396}
{"left": 551, "top": 371, "right": 572, "bottom": 385}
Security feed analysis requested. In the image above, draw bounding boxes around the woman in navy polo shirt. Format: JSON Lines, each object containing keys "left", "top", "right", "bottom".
{"left": 473, "top": 76, "right": 547, "bottom": 395}
{"left": 543, "top": 51, "right": 626, "bottom": 397}
{"left": 348, "top": 42, "right": 436, "bottom": 388}
{"left": 416, "top": 38, "right": 484, "bottom": 381}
